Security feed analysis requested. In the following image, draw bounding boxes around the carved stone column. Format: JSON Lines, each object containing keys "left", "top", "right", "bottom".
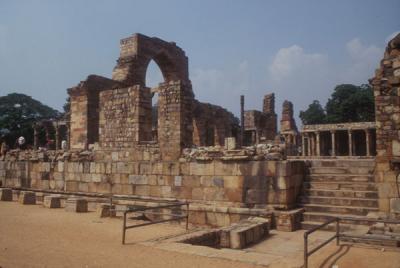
{"left": 307, "top": 133, "right": 312, "bottom": 157}
{"left": 348, "top": 129, "right": 353, "bottom": 156}
{"left": 316, "top": 131, "right": 321, "bottom": 156}
{"left": 301, "top": 133, "right": 306, "bottom": 157}
{"left": 365, "top": 129, "right": 371, "bottom": 156}
{"left": 330, "top": 130, "right": 336, "bottom": 157}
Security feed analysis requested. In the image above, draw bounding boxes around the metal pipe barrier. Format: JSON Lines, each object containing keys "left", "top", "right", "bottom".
{"left": 121, "top": 202, "right": 189, "bottom": 244}
{"left": 304, "top": 217, "right": 400, "bottom": 268}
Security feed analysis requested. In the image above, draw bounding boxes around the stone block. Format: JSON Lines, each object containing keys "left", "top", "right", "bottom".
{"left": 0, "top": 188, "right": 12, "bottom": 201}
{"left": 390, "top": 198, "right": 400, "bottom": 213}
{"left": 43, "top": 195, "right": 62, "bottom": 208}
{"left": 65, "top": 197, "right": 88, "bottom": 212}
{"left": 276, "top": 208, "right": 304, "bottom": 232}
{"left": 97, "top": 203, "right": 116, "bottom": 217}
{"left": 135, "top": 185, "right": 150, "bottom": 196}
{"left": 174, "top": 175, "right": 182, "bottom": 186}
{"left": 129, "top": 175, "right": 147, "bottom": 185}
{"left": 19, "top": 191, "right": 36, "bottom": 205}
{"left": 224, "top": 137, "right": 237, "bottom": 150}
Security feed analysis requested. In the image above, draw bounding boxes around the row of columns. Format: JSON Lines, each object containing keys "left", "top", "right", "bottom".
{"left": 301, "top": 129, "right": 372, "bottom": 157}
{"left": 33, "top": 122, "right": 70, "bottom": 150}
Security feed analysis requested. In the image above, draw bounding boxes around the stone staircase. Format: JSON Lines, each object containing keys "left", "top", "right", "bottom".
{"left": 300, "top": 159, "right": 379, "bottom": 231}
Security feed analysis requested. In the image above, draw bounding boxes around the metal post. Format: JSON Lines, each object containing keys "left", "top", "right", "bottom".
{"left": 304, "top": 233, "right": 308, "bottom": 268}
{"left": 240, "top": 95, "right": 244, "bottom": 147}
{"left": 336, "top": 217, "right": 340, "bottom": 246}
{"left": 122, "top": 211, "right": 127, "bottom": 244}
{"left": 186, "top": 203, "right": 189, "bottom": 230}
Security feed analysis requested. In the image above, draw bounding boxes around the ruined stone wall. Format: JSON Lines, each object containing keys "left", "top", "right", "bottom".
{"left": 0, "top": 153, "right": 304, "bottom": 210}
{"left": 99, "top": 86, "right": 152, "bottom": 148}
{"left": 280, "top": 100, "right": 297, "bottom": 133}
{"left": 112, "top": 34, "right": 189, "bottom": 87}
{"left": 192, "top": 100, "right": 238, "bottom": 147}
{"left": 68, "top": 75, "right": 125, "bottom": 150}
{"left": 157, "top": 81, "right": 194, "bottom": 160}
{"left": 244, "top": 110, "right": 276, "bottom": 143}
{"left": 370, "top": 34, "right": 400, "bottom": 214}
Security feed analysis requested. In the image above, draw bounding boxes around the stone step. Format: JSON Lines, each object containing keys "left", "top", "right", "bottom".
{"left": 300, "top": 196, "right": 378, "bottom": 208}
{"left": 304, "top": 181, "right": 377, "bottom": 191}
{"left": 300, "top": 220, "right": 353, "bottom": 232}
{"left": 302, "top": 212, "right": 378, "bottom": 225}
{"left": 309, "top": 159, "right": 375, "bottom": 168}
{"left": 304, "top": 189, "right": 378, "bottom": 199}
{"left": 302, "top": 204, "right": 379, "bottom": 216}
{"left": 309, "top": 167, "right": 373, "bottom": 175}
{"left": 305, "top": 174, "right": 375, "bottom": 183}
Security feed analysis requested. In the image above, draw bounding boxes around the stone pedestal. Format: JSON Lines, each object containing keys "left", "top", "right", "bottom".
{"left": 19, "top": 191, "right": 36, "bottom": 205}
{"left": 97, "top": 203, "right": 116, "bottom": 217}
{"left": 43, "top": 195, "right": 62, "bottom": 208}
{"left": 275, "top": 208, "right": 304, "bottom": 232}
{"left": 65, "top": 197, "right": 88, "bottom": 212}
{"left": 0, "top": 188, "right": 12, "bottom": 201}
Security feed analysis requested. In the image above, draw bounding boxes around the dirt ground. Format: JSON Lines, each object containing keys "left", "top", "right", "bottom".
{"left": 0, "top": 201, "right": 399, "bottom": 268}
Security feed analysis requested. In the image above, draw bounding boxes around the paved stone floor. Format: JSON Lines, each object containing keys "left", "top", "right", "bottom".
{"left": 0, "top": 201, "right": 399, "bottom": 268}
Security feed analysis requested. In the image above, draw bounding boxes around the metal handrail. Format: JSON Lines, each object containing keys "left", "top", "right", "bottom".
{"left": 304, "top": 217, "right": 339, "bottom": 268}
{"left": 122, "top": 201, "right": 189, "bottom": 244}
{"left": 303, "top": 217, "right": 400, "bottom": 268}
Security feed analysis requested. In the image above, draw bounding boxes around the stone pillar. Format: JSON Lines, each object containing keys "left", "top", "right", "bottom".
{"left": 55, "top": 123, "right": 60, "bottom": 150}
{"left": 316, "top": 131, "right": 320, "bottom": 156}
{"left": 33, "top": 124, "right": 39, "bottom": 150}
{"left": 307, "top": 133, "right": 312, "bottom": 157}
{"left": 330, "top": 131, "right": 336, "bottom": 157}
{"left": 348, "top": 130, "right": 353, "bottom": 156}
{"left": 66, "top": 124, "right": 70, "bottom": 150}
{"left": 301, "top": 133, "right": 306, "bottom": 156}
{"left": 365, "top": 129, "right": 371, "bottom": 156}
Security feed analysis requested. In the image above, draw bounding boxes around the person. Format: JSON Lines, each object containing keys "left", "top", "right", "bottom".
{"left": 61, "top": 140, "right": 67, "bottom": 150}
{"left": 0, "top": 139, "right": 8, "bottom": 155}
{"left": 17, "top": 136, "right": 26, "bottom": 150}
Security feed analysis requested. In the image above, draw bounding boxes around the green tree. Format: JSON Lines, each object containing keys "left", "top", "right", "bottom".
{"left": 299, "top": 100, "right": 326, "bottom": 125}
{"left": 0, "top": 93, "right": 60, "bottom": 147}
{"left": 325, "top": 84, "right": 375, "bottom": 123}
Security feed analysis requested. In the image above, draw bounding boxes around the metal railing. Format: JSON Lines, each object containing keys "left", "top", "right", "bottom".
{"left": 304, "top": 217, "right": 339, "bottom": 268}
{"left": 304, "top": 217, "right": 400, "bottom": 268}
{"left": 121, "top": 201, "right": 189, "bottom": 244}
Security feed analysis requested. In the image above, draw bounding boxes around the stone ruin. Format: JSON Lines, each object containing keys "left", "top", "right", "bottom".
{"left": 1, "top": 33, "right": 400, "bottom": 234}
{"left": 0, "top": 33, "right": 304, "bottom": 230}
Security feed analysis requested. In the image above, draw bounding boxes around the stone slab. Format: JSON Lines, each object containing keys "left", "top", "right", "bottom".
{"left": 65, "top": 197, "right": 88, "bottom": 213}
{"left": 43, "top": 195, "right": 62, "bottom": 208}
{"left": 19, "top": 191, "right": 36, "bottom": 205}
{"left": 0, "top": 188, "right": 12, "bottom": 201}
{"left": 97, "top": 203, "right": 116, "bottom": 217}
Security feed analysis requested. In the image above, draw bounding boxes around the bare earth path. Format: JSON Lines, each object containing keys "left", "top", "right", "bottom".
{"left": 0, "top": 202, "right": 263, "bottom": 268}
{"left": 1, "top": 201, "right": 399, "bottom": 268}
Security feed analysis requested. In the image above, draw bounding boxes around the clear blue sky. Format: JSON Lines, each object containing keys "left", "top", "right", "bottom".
{"left": 0, "top": 0, "right": 399, "bottom": 125}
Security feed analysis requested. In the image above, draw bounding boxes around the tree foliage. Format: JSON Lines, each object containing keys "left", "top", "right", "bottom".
{"left": 0, "top": 93, "right": 60, "bottom": 147}
{"left": 299, "top": 100, "right": 326, "bottom": 125}
{"left": 299, "top": 84, "right": 375, "bottom": 125}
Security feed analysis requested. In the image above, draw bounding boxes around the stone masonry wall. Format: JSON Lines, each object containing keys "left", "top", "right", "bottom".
{"left": 0, "top": 157, "right": 304, "bottom": 210}
{"left": 99, "top": 86, "right": 152, "bottom": 148}
{"left": 370, "top": 34, "right": 400, "bottom": 214}
{"left": 192, "top": 100, "right": 238, "bottom": 147}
